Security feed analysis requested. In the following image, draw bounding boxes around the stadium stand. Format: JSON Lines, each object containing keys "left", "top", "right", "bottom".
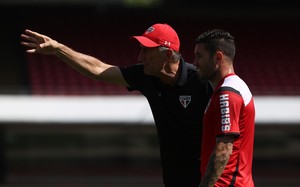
{"left": 22, "top": 13, "right": 300, "bottom": 96}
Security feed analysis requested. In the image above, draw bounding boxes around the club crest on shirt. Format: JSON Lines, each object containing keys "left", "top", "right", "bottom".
{"left": 179, "top": 95, "right": 191, "bottom": 108}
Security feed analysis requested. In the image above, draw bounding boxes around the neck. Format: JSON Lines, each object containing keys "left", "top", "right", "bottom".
{"left": 211, "top": 66, "right": 234, "bottom": 89}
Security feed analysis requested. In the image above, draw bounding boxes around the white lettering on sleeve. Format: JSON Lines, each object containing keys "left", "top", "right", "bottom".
{"left": 219, "top": 94, "right": 231, "bottom": 131}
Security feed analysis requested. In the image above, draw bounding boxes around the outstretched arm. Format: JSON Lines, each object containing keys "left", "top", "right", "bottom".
{"left": 200, "top": 135, "right": 234, "bottom": 187}
{"left": 20, "top": 29, "right": 129, "bottom": 87}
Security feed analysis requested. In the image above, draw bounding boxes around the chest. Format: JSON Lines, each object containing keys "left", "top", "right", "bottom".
{"left": 149, "top": 81, "right": 209, "bottom": 111}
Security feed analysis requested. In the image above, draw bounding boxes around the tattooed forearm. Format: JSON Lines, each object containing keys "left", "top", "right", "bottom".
{"left": 200, "top": 137, "right": 233, "bottom": 187}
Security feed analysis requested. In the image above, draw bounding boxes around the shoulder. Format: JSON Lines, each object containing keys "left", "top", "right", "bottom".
{"left": 219, "top": 75, "right": 253, "bottom": 105}
{"left": 222, "top": 75, "right": 250, "bottom": 93}
{"left": 120, "top": 63, "right": 144, "bottom": 76}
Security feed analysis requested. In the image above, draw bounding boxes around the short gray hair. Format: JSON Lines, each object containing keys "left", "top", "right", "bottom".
{"left": 159, "top": 46, "right": 181, "bottom": 62}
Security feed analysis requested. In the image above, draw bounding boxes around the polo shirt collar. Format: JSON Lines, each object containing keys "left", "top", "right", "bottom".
{"left": 176, "top": 56, "right": 190, "bottom": 86}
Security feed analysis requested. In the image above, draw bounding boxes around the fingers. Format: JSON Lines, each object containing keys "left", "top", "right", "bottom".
{"left": 26, "top": 49, "right": 37, "bottom": 54}
{"left": 19, "top": 39, "right": 37, "bottom": 53}
{"left": 20, "top": 40, "right": 39, "bottom": 48}
{"left": 24, "top": 29, "right": 45, "bottom": 39}
{"left": 20, "top": 34, "right": 36, "bottom": 48}
{"left": 20, "top": 33, "right": 33, "bottom": 43}
{"left": 20, "top": 29, "right": 57, "bottom": 55}
{"left": 20, "top": 30, "right": 40, "bottom": 43}
{"left": 24, "top": 29, "right": 42, "bottom": 37}
{"left": 20, "top": 29, "right": 43, "bottom": 53}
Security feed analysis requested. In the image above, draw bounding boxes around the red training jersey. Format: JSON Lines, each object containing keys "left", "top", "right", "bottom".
{"left": 201, "top": 73, "right": 255, "bottom": 187}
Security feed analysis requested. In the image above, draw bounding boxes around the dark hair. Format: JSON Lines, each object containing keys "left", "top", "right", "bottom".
{"left": 195, "top": 29, "right": 236, "bottom": 60}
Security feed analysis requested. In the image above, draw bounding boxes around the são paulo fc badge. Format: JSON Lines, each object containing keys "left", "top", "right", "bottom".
{"left": 145, "top": 27, "right": 155, "bottom": 34}
{"left": 179, "top": 95, "right": 191, "bottom": 108}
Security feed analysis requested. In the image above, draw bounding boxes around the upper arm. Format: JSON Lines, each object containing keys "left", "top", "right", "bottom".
{"left": 96, "top": 64, "right": 129, "bottom": 87}
{"left": 215, "top": 135, "right": 235, "bottom": 157}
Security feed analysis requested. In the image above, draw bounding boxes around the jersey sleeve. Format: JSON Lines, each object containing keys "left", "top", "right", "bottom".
{"left": 119, "top": 64, "right": 144, "bottom": 92}
{"left": 216, "top": 87, "right": 244, "bottom": 136}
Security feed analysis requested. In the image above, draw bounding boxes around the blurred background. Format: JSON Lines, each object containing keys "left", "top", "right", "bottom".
{"left": 0, "top": 0, "right": 300, "bottom": 186}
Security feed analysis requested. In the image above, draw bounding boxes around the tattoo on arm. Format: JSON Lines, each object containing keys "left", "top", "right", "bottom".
{"left": 200, "top": 135, "right": 234, "bottom": 187}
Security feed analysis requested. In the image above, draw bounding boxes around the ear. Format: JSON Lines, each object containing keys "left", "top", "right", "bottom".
{"left": 215, "top": 51, "right": 224, "bottom": 64}
{"left": 166, "top": 49, "right": 180, "bottom": 64}
{"left": 164, "top": 49, "right": 174, "bottom": 64}
{"left": 166, "top": 49, "right": 173, "bottom": 58}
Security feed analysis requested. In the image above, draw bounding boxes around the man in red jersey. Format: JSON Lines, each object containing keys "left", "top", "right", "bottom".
{"left": 193, "top": 29, "right": 255, "bottom": 187}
